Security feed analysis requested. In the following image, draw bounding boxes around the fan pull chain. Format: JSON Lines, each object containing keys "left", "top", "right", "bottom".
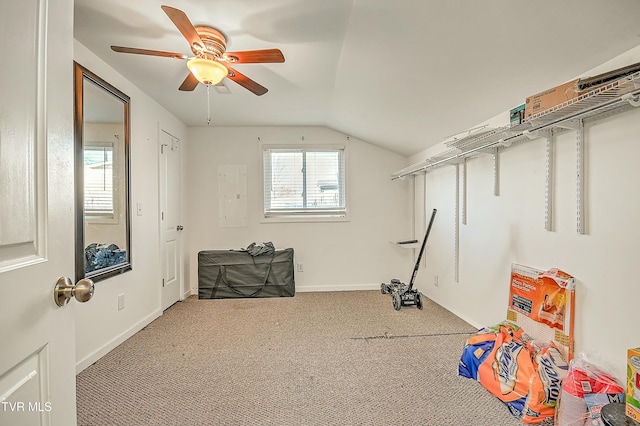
{"left": 207, "top": 83, "right": 211, "bottom": 125}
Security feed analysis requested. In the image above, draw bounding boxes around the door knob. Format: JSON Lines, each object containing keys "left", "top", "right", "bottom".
{"left": 176, "top": 225, "right": 184, "bottom": 231}
{"left": 53, "top": 277, "right": 95, "bottom": 307}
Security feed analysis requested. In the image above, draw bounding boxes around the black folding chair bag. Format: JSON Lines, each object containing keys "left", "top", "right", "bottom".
{"left": 198, "top": 248, "right": 295, "bottom": 299}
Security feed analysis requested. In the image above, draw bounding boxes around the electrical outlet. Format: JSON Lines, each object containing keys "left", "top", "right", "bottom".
{"left": 434, "top": 275, "right": 439, "bottom": 287}
{"left": 297, "top": 262, "right": 304, "bottom": 272}
{"left": 118, "top": 294, "right": 125, "bottom": 311}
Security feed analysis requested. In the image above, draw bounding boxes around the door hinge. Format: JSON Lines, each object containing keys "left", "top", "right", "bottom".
{"left": 162, "top": 278, "right": 165, "bottom": 287}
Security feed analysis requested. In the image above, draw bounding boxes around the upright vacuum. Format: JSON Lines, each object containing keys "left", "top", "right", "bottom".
{"left": 381, "top": 208, "right": 437, "bottom": 310}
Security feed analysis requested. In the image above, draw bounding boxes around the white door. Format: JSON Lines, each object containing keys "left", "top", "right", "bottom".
{"left": 0, "top": 1, "right": 77, "bottom": 425}
{"left": 159, "top": 129, "right": 183, "bottom": 310}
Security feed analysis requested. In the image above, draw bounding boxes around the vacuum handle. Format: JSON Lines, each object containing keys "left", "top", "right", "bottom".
{"left": 409, "top": 208, "right": 437, "bottom": 289}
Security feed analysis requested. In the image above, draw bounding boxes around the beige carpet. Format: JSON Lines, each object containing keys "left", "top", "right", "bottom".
{"left": 76, "top": 291, "right": 522, "bottom": 425}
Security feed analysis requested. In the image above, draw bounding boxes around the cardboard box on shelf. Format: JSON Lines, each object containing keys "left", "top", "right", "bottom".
{"left": 627, "top": 347, "right": 640, "bottom": 422}
{"left": 577, "top": 60, "right": 640, "bottom": 91}
{"left": 510, "top": 104, "right": 525, "bottom": 126}
{"left": 524, "top": 79, "right": 581, "bottom": 119}
{"left": 524, "top": 61, "right": 640, "bottom": 120}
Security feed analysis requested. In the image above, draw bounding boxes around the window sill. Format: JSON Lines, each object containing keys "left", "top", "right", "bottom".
{"left": 261, "top": 214, "right": 350, "bottom": 224}
{"left": 85, "top": 215, "right": 119, "bottom": 225}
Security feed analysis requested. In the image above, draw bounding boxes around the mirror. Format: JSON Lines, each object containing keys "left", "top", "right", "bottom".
{"left": 74, "top": 62, "right": 131, "bottom": 282}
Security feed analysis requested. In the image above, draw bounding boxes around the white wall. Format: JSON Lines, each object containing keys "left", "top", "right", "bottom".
{"left": 186, "top": 126, "right": 413, "bottom": 292}
{"left": 407, "top": 48, "right": 640, "bottom": 382}
{"left": 73, "top": 41, "right": 188, "bottom": 372}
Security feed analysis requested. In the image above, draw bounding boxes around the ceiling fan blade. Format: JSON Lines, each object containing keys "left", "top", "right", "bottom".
{"left": 178, "top": 73, "right": 199, "bottom": 91}
{"left": 225, "top": 66, "right": 268, "bottom": 96}
{"left": 161, "top": 5, "right": 204, "bottom": 50}
{"left": 111, "top": 46, "right": 187, "bottom": 60}
{"left": 224, "top": 49, "right": 285, "bottom": 64}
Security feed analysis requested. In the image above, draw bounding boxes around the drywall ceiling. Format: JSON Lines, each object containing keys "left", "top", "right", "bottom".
{"left": 74, "top": 0, "right": 640, "bottom": 156}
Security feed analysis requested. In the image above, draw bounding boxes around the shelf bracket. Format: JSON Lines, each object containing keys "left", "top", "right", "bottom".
{"left": 621, "top": 93, "right": 640, "bottom": 107}
{"left": 523, "top": 128, "right": 552, "bottom": 140}
{"left": 497, "top": 138, "right": 512, "bottom": 148}
{"left": 544, "top": 130, "right": 554, "bottom": 232}
{"left": 555, "top": 120, "right": 582, "bottom": 131}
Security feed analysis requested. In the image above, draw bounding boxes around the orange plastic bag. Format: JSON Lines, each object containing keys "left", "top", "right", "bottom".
{"left": 521, "top": 343, "right": 569, "bottom": 424}
{"left": 477, "top": 324, "right": 533, "bottom": 411}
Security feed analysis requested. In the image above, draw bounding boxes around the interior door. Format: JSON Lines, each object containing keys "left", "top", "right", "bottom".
{"left": 160, "top": 129, "right": 183, "bottom": 310}
{"left": 0, "top": 0, "right": 77, "bottom": 425}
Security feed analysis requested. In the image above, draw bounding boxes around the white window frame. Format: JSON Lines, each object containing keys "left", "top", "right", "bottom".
{"left": 84, "top": 141, "right": 119, "bottom": 224}
{"left": 261, "top": 144, "right": 349, "bottom": 223}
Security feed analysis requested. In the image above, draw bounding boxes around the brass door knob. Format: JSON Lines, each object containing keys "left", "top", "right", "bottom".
{"left": 53, "top": 277, "right": 95, "bottom": 307}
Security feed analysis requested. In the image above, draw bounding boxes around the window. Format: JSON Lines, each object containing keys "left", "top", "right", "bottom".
{"left": 84, "top": 143, "right": 115, "bottom": 218}
{"left": 263, "top": 146, "right": 347, "bottom": 219}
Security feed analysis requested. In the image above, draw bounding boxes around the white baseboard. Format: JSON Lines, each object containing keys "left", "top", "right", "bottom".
{"left": 442, "top": 306, "right": 482, "bottom": 329}
{"left": 296, "top": 283, "right": 380, "bottom": 293}
{"left": 421, "top": 293, "right": 482, "bottom": 329}
{"left": 75, "top": 308, "right": 162, "bottom": 374}
{"left": 189, "top": 284, "right": 380, "bottom": 294}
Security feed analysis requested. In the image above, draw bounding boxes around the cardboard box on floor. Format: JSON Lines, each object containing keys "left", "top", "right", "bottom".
{"left": 627, "top": 347, "right": 640, "bottom": 422}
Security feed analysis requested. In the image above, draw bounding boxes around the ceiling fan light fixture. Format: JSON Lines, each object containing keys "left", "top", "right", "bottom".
{"left": 187, "top": 57, "right": 228, "bottom": 85}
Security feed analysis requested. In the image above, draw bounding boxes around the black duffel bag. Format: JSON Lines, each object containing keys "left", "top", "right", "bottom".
{"left": 198, "top": 248, "right": 295, "bottom": 299}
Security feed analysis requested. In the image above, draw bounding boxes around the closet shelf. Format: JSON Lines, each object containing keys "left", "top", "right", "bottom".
{"left": 390, "top": 240, "right": 420, "bottom": 249}
{"left": 392, "top": 71, "right": 640, "bottom": 180}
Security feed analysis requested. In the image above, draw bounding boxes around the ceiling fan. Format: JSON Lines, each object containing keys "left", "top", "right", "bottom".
{"left": 110, "top": 5, "right": 285, "bottom": 95}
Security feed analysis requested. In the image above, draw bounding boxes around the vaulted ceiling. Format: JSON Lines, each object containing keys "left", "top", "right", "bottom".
{"left": 74, "top": 0, "right": 640, "bottom": 156}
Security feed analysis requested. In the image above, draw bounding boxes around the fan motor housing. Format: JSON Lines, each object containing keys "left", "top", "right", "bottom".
{"left": 193, "top": 26, "right": 227, "bottom": 58}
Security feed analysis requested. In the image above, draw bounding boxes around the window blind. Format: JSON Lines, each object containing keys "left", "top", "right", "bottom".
{"left": 263, "top": 147, "right": 346, "bottom": 217}
{"left": 84, "top": 145, "right": 114, "bottom": 217}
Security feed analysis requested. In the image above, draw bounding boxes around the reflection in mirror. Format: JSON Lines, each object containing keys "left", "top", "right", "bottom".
{"left": 74, "top": 62, "right": 131, "bottom": 282}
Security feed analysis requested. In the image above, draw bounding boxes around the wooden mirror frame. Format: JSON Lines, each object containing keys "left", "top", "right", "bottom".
{"left": 73, "top": 62, "right": 132, "bottom": 283}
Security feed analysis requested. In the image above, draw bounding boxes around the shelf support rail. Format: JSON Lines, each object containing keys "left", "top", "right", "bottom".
{"left": 462, "top": 158, "right": 467, "bottom": 225}
{"left": 454, "top": 164, "right": 460, "bottom": 283}
{"left": 551, "top": 120, "right": 586, "bottom": 235}
{"left": 576, "top": 119, "right": 585, "bottom": 235}
{"left": 554, "top": 120, "right": 587, "bottom": 234}
{"left": 493, "top": 147, "right": 500, "bottom": 196}
{"left": 544, "top": 130, "right": 554, "bottom": 232}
